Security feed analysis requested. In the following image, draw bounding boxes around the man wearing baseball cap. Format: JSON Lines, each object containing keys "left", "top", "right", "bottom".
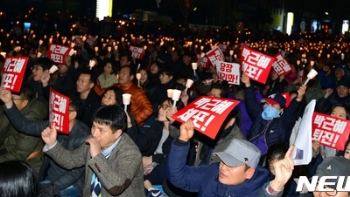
{"left": 166, "top": 120, "right": 295, "bottom": 197}
{"left": 241, "top": 73, "right": 306, "bottom": 156}
{"left": 312, "top": 157, "right": 350, "bottom": 197}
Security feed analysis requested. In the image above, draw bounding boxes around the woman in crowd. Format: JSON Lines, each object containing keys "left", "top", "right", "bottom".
{"left": 0, "top": 161, "right": 38, "bottom": 197}
{"left": 143, "top": 98, "right": 185, "bottom": 197}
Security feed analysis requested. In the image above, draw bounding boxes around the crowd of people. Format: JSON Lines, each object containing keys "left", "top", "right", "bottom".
{"left": 2, "top": 10, "right": 350, "bottom": 197}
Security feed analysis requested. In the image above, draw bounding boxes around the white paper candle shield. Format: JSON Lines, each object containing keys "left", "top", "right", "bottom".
{"left": 341, "top": 53, "right": 345, "bottom": 60}
{"left": 167, "top": 89, "right": 173, "bottom": 98}
{"left": 0, "top": 52, "right": 6, "bottom": 58}
{"left": 69, "top": 49, "right": 76, "bottom": 56}
{"left": 49, "top": 65, "right": 58, "bottom": 74}
{"left": 191, "top": 63, "right": 198, "bottom": 70}
{"left": 122, "top": 93, "right": 131, "bottom": 105}
{"left": 185, "top": 79, "right": 194, "bottom": 89}
{"left": 37, "top": 52, "right": 42, "bottom": 58}
{"left": 171, "top": 90, "right": 181, "bottom": 101}
{"left": 310, "top": 61, "right": 315, "bottom": 67}
{"left": 200, "top": 52, "right": 205, "bottom": 58}
{"left": 136, "top": 73, "right": 141, "bottom": 80}
{"left": 307, "top": 69, "right": 318, "bottom": 79}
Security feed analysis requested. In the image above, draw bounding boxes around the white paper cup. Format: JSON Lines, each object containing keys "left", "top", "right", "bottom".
{"left": 172, "top": 90, "right": 181, "bottom": 101}
{"left": 39, "top": 39, "right": 43, "bottom": 46}
{"left": 49, "top": 65, "right": 58, "bottom": 74}
{"left": 0, "top": 52, "right": 6, "bottom": 58}
{"left": 37, "top": 52, "right": 42, "bottom": 58}
{"left": 191, "top": 63, "right": 198, "bottom": 70}
{"left": 200, "top": 52, "right": 205, "bottom": 58}
{"left": 341, "top": 53, "right": 345, "bottom": 60}
{"left": 167, "top": 89, "right": 173, "bottom": 98}
{"left": 122, "top": 93, "right": 131, "bottom": 105}
{"left": 185, "top": 79, "right": 194, "bottom": 89}
{"left": 136, "top": 73, "right": 141, "bottom": 80}
{"left": 307, "top": 68, "right": 318, "bottom": 79}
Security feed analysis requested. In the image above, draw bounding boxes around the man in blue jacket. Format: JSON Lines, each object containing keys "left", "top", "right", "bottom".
{"left": 241, "top": 72, "right": 306, "bottom": 155}
{"left": 166, "top": 120, "right": 295, "bottom": 197}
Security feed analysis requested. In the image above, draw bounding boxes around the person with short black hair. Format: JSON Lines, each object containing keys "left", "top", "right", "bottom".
{"left": 75, "top": 69, "right": 101, "bottom": 127}
{"left": 0, "top": 160, "right": 38, "bottom": 197}
{"left": 42, "top": 105, "right": 145, "bottom": 197}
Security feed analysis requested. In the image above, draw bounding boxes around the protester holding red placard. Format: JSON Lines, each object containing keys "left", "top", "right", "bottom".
{"left": 0, "top": 84, "right": 47, "bottom": 176}
{"left": 241, "top": 72, "right": 306, "bottom": 158}
{"left": 0, "top": 88, "right": 90, "bottom": 197}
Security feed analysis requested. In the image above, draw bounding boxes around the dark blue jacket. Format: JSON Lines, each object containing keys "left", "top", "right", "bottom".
{"left": 244, "top": 86, "right": 302, "bottom": 154}
{"left": 166, "top": 139, "right": 271, "bottom": 197}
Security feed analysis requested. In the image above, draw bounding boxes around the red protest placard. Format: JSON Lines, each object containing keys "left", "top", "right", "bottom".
{"left": 206, "top": 46, "right": 225, "bottom": 67}
{"left": 1, "top": 57, "right": 28, "bottom": 92}
{"left": 129, "top": 45, "right": 145, "bottom": 59}
{"left": 48, "top": 44, "right": 71, "bottom": 64}
{"left": 272, "top": 53, "right": 292, "bottom": 76}
{"left": 200, "top": 57, "right": 210, "bottom": 69}
{"left": 240, "top": 46, "right": 275, "bottom": 84}
{"left": 215, "top": 61, "right": 240, "bottom": 85}
{"left": 49, "top": 88, "right": 70, "bottom": 134}
{"left": 171, "top": 96, "right": 240, "bottom": 139}
{"left": 312, "top": 112, "right": 350, "bottom": 150}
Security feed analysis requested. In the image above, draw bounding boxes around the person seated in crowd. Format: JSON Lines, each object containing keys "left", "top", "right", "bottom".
{"left": 241, "top": 72, "right": 306, "bottom": 156}
{"left": 0, "top": 87, "right": 90, "bottom": 197}
{"left": 266, "top": 143, "right": 311, "bottom": 197}
{"left": 0, "top": 84, "right": 47, "bottom": 176}
{"left": 0, "top": 161, "right": 38, "bottom": 197}
{"left": 149, "top": 67, "right": 176, "bottom": 116}
{"left": 138, "top": 67, "right": 156, "bottom": 102}
{"left": 27, "top": 57, "right": 58, "bottom": 109}
{"left": 41, "top": 105, "right": 145, "bottom": 197}
{"left": 41, "top": 54, "right": 79, "bottom": 98}
{"left": 166, "top": 120, "right": 294, "bottom": 197}
{"left": 75, "top": 69, "right": 101, "bottom": 127}
{"left": 97, "top": 61, "right": 118, "bottom": 88}
{"left": 116, "top": 65, "right": 153, "bottom": 126}
{"left": 193, "top": 107, "right": 246, "bottom": 166}
{"left": 142, "top": 98, "right": 185, "bottom": 197}
{"left": 315, "top": 77, "right": 350, "bottom": 114}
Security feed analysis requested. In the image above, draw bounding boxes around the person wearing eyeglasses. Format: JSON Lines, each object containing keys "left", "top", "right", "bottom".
{"left": 138, "top": 98, "right": 185, "bottom": 197}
